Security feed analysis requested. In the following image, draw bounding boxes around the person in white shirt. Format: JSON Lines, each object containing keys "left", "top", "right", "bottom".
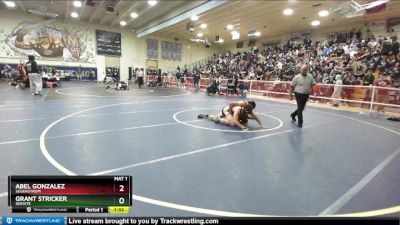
{"left": 218, "top": 75, "right": 223, "bottom": 92}
{"left": 165, "top": 72, "right": 173, "bottom": 87}
{"left": 247, "top": 69, "right": 255, "bottom": 80}
{"left": 4, "top": 64, "right": 12, "bottom": 81}
{"left": 343, "top": 44, "right": 350, "bottom": 55}
{"left": 331, "top": 75, "right": 343, "bottom": 107}
{"left": 276, "top": 61, "right": 283, "bottom": 70}
{"left": 290, "top": 64, "right": 316, "bottom": 127}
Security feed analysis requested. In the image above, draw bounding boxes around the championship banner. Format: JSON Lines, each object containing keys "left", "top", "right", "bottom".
{"left": 161, "top": 41, "right": 182, "bottom": 61}
{"left": 147, "top": 39, "right": 158, "bottom": 59}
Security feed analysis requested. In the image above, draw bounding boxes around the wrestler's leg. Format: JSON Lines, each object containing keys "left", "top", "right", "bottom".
{"left": 209, "top": 115, "right": 234, "bottom": 126}
{"left": 198, "top": 111, "right": 224, "bottom": 119}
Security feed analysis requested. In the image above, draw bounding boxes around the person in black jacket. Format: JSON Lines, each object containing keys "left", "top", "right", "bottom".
{"left": 193, "top": 68, "right": 201, "bottom": 91}
{"left": 175, "top": 69, "right": 181, "bottom": 89}
{"left": 25, "top": 55, "right": 42, "bottom": 96}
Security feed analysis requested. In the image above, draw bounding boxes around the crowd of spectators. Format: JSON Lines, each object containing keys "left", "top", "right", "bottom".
{"left": 175, "top": 28, "right": 400, "bottom": 89}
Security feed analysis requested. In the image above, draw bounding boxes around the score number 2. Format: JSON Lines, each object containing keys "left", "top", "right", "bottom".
{"left": 116, "top": 184, "right": 128, "bottom": 194}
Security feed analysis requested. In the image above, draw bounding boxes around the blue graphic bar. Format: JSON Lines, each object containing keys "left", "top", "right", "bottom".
{"left": 2, "top": 217, "right": 64, "bottom": 225}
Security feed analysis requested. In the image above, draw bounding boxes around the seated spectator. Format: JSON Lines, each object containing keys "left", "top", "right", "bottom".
{"left": 180, "top": 29, "right": 398, "bottom": 95}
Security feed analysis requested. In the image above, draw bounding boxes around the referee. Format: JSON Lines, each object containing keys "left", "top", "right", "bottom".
{"left": 290, "top": 64, "right": 316, "bottom": 127}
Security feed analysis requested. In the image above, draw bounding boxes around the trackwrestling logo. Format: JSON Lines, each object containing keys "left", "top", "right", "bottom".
{"left": 2, "top": 217, "right": 65, "bottom": 225}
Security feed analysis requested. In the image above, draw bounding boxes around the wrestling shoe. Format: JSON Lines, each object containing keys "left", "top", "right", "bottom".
{"left": 197, "top": 114, "right": 208, "bottom": 119}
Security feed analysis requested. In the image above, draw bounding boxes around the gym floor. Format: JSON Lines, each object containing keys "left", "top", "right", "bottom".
{"left": 0, "top": 81, "right": 399, "bottom": 216}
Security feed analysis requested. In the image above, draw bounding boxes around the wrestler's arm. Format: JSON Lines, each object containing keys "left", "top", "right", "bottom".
{"left": 249, "top": 112, "right": 267, "bottom": 128}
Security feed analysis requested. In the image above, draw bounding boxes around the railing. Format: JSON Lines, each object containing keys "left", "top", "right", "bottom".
{"left": 146, "top": 75, "right": 400, "bottom": 115}
{"left": 247, "top": 80, "right": 400, "bottom": 114}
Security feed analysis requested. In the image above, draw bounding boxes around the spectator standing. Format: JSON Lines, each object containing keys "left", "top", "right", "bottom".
{"left": 361, "top": 69, "right": 375, "bottom": 109}
{"left": 193, "top": 68, "right": 201, "bottom": 91}
{"left": 137, "top": 68, "right": 144, "bottom": 88}
{"left": 157, "top": 73, "right": 162, "bottom": 86}
{"left": 4, "top": 64, "right": 12, "bottom": 81}
{"left": 167, "top": 71, "right": 173, "bottom": 87}
{"left": 180, "top": 68, "right": 186, "bottom": 89}
{"left": 77, "top": 65, "right": 83, "bottom": 80}
{"left": 17, "top": 60, "right": 27, "bottom": 88}
{"left": 89, "top": 70, "right": 94, "bottom": 81}
{"left": 332, "top": 75, "right": 343, "bottom": 107}
{"left": 175, "top": 69, "right": 181, "bottom": 89}
{"left": 25, "top": 55, "right": 42, "bottom": 96}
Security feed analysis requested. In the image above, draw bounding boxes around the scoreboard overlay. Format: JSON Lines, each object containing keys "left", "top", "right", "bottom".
{"left": 8, "top": 176, "right": 132, "bottom": 213}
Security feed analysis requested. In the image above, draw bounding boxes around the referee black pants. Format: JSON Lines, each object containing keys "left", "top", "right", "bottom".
{"left": 291, "top": 92, "right": 309, "bottom": 125}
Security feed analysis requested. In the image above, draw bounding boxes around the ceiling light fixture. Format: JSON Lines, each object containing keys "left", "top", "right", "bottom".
{"left": 311, "top": 20, "right": 320, "bottom": 26}
{"left": 71, "top": 12, "right": 79, "bottom": 18}
{"left": 226, "top": 24, "right": 233, "bottom": 30}
{"left": 200, "top": 23, "right": 207, "bottom": 29}
{"left": 283, "top": 8, "right": 293, "bottom": 15}
{"left": 130, "top": 12, "right": 138, "bottom": 18}
{"left": 197, "top": 33, "right": 203, "bottom": 38}
{"left": 73, "top": 1, "right": 82, "bottom": 7}
{"left": 191, "top": 15, "right": 199, "bottom": 21}
{"left": 120, "top": 20, "right": 127, "bottom": 26}
{"left": 318, "top": 10, "right": 329, "bottom": 17}
{"left": 3, "top": 1, "right": 15, "bottom": 7}
{"left": 148, "top": 0, "right": 157, "bottom": 6}
{"left": 231, "top": 31, "right": 240, "bottom": 40}
{"left": 248, "top": 30, "right": 261, "bottom": 37}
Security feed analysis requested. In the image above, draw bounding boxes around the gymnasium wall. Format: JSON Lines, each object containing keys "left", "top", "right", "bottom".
{"left": 149, "top": 35, "right": 221, "bottom": 72}
{"left": 0, "top": 10, "right": 220, "bottom": 81}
